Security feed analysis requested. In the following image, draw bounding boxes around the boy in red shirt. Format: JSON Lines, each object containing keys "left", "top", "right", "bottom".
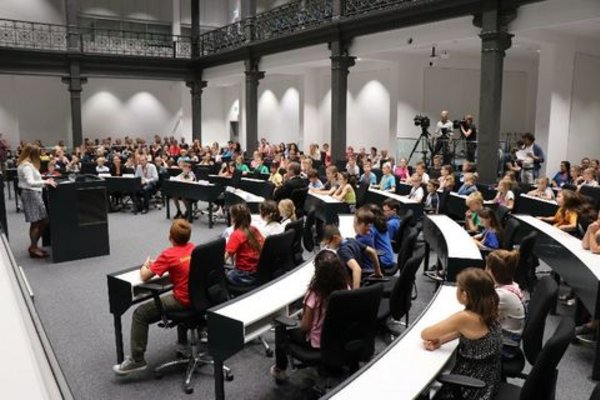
{"left": 113, "top": 219, "right": 195, "bottom": 375}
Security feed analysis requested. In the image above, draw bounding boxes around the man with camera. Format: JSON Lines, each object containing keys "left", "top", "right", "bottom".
{"left": 433, "top": 110, "right": 454, "bottom": 164}
{"left": 460, "top": 114, "right": 477, "bottom": 162}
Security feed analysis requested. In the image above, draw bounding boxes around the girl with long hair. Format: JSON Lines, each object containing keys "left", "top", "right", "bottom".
{"left": 225, "top": 204, "right": 264, "bottom": 286}
{"left": 538, "top": 189, "right": 580, "bottom": 232}
{"left": 473, "top": 208, "right": 502, "bottom": 251}
{"left": 333, "top": 172, "right": 356, "bottom": 207}
{"left": 422, "top": 268, "right": 502, "bottom": 400}
{"left": 17, "top": 143, "right": 57, "bottom": 258}
{"left": 270, "top": 250, "right": 349, "bottom": 382}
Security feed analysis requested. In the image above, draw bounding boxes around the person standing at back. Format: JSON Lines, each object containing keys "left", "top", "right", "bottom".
{"left": 134, "top": 157, "right": 158, "bottom": 214}
{"left": 113, "top": 219, "right": 195, "bottom": 375}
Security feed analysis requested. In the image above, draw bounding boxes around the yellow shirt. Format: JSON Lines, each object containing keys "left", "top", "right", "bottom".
{"left": 553, "top": 207, "right": 577, "bottom": 228}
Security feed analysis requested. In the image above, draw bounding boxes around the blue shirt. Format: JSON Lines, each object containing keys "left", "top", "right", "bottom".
{"left": 308, "top": 179, "right": 324, "bottom": 190}
{"left": 380, "top": 174, "right": 395, "bottom": 191}
{"left": 386, "top": 216, "right": 401, "bottom": 242}
{"left": 457, "top": 183, "right": 477, "bottom": 196}
{"left": 360, "top": 172, "right": 377, "bottom": 185}
{"left": 338, "top": 238, "right": 371, "bottom": 271}
{"left": 482, "top": 228, "right": 500, "bottom": 250}
{"left": 371, "top": 226, "right": 395, "bottom": 268}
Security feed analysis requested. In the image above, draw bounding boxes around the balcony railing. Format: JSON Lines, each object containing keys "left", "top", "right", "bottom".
{"left": 0, "top": 0, "right": 441, "bottom": 58}
{"left": 0, "top": 19, "right": 67, "bottom": 51}
{"left": 80, "top": 28, "right": 192, "bottom": 59}
{"left": 254, "top": 0, "right": 333, "bottom": 41}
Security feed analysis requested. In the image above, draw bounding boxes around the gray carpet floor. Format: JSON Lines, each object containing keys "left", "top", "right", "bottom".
{"left": 4, "top": 193, "right": 597, "bottom": 400}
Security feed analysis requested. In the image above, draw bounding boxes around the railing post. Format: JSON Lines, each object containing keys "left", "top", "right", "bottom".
{"left": 241, "top": 0, "right": 257, "bottom": 42}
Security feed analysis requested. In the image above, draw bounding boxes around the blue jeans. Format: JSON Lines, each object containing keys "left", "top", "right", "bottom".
{"left": 226, "top": 269, "right": 256, "bottom": 286}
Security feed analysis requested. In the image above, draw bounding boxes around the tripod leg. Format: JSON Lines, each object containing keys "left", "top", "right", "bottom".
{"left": 407, "top": 135, "right": 424, "bottom": 165}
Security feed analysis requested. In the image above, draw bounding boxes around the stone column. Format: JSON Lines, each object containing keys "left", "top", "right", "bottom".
{"left": 62, "top": 61, "right": 87, "bottom": 148}
{"left": 64, "top": 0, "right": 80, "bottom": 51}
{"left": 186, "top": 77, "right": 208, "bottom": 143}
{"left": 330, "top": 40, "right": 355, "bottom": 163}
{"left": 190, "top": 0, "right": 200, "bottom": 57}
{"left": 244, "top": 57, "right": 265, "bottom": 153}
{"left": 475, "top": 0, "right": 514, "bottom": 184}
{"left": 241, "top": 0, "right": 257, "bottom": 42}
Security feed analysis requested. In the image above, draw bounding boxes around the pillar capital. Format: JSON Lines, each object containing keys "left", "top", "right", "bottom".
{"left": 244, "top": 58, "right": 265, "bottom": 84}
{"left": 61, "top": 76, "right": 87, "bottom": 92}
{"left": 186, "top": 79, "right": 207, "bottom": 96}
{"left": 330, "top": 54, "right": 356, "bottom": 72}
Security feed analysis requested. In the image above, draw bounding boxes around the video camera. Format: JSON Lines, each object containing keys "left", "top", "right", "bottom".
{"left": 413, "top": 115, "right": 430, "bottom": 129}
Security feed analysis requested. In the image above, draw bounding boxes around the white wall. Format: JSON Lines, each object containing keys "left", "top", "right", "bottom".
{"left": 567, "top": 53, "right": 600, "bottom": 162}
{"left": 258, "top": 76, "right": 301, "bottom": 146}
{"left": 0, "top": 0, "right": 65, "bottom": 24}
{"left": 79, "top": 0, "right": 172, "bottom": 22}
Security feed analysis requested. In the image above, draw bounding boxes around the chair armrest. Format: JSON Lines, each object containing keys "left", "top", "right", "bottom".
{"left": 137, "top": 282, "right": 169, "bottom": 327}
{"left": 138, "top": 282, "right": 167, "bottom": 292}
{"left": 437, "top": 373, "right": 486, "bottom": 389}
{"left": 274, "top": 315, "right": 299, "bottom": 328}
{"left": 363, "top": 276, "right": 390, "bottom": 283}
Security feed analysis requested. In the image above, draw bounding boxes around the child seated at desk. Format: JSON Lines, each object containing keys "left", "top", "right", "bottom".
{"left": 415, "top": 160, "right": 430, "bottom": 184}
{"left": 583, "top": 215, "right": 600, "bottom": 254}
{"left": 253, "top": 155, "right": 269, "bottom": 175}
{"left": 527, "top": 176, "right": 555, "bottom": 200}
{"left": 321, "top": 222, "right": 383, "bottom": 289}
{"left": 382, "top": 198, "right": 402, "bottom": 243}
{"left": 537, "top": 189, "right": 579, "bottom": 232}
{"left": 307, "top": 169, "right": 324, "bottom": 190}
{"left": 393, "top": 157, "right": 410, "bottom": 182}
{"left": 457, "top": 172, "right": 478, "bottom": 196}
{"left": 172, "top": 160, "right": 196, "bottom": 219}
{"left": 113, "top": 220, "right": 195, "bottom": 376}
{"left": 270, "top": 250, "right": 349, "bottom": 382}
{"left": 379, "top": 162, "right": 396, "bottom": 192}
{"left": 311, "top": 165, "right": 338, "bottom": 195}
{"left": 219, "top": 161, "right": 235, "bottom": 177}
{"left": 473, "top": 208, "right": 502, "bottom": 251}
{"left": 438, "top": 164, "right": 453, "bottom": 190}
{"left": 485, "top": 249, "right": 525, "bottom": 361}
{"left": 257, "top": 200, "right": 284, "bottom": 237}
{"left": 278, "top": 199, "right": 297, "bottom": 228}
{"left": 361, "top": 205, "right": 396, "bottom": 272}
{"left": 407, "top": 173, "right": 424, "bottom": 202}
{"left": 332, "top": 172, "right": 356, "bottom": 208}
{"left": 493, "top": 178, "right": 515, "bottom": 210}
{"left": 359, "top": 160, "right": 377, "bottom": 186}
{"left": 43, "top": 160, "right": 62, "bottom": 178}
{"left": 268, "top": 163, "right": 284, "bottom": 188}
{"left": 225, "top": 204, "right": 265, "bottom": 286}
{"left": 424, "top": 179, "right": 440, "bottom": 214}
{"left": 235, "top": 155, "right": 250, "bottom": 175}
{"left": 96, "top": 157, "right": 110, "bottom": 174}
{"left": 578, "top": 167, "right": 599, "bottom": 190}
{"left": 421, "top": 268, "right": 501, "bottom": 400}
{"left": 465, "top": 191, "right": 484, "bottom": 234}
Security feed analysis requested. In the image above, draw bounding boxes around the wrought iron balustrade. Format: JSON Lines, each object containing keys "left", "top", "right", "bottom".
{"left": 0, "top": 19, "right": 67, "bottom": 51}
{"left": 345, "top": 0, "right": 427, "bottom": 16}
{"left": 198, "top": 21, "right": 246, "bottom": 56}
{"left": 80, "top": 28, "right": 192, "bottom": 59}
{"left": 254, "top": 0, "right": 333, "bottom": 41}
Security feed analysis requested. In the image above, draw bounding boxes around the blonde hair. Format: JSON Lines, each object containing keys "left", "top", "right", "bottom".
{"left": 18, "top": 143, "right": 41, "bottom": 169}
{"left": 278, "top": 199, "right": 297, "bottom": 221}
{"left": 465, "top": 191, "right": 484, "bottom": 207}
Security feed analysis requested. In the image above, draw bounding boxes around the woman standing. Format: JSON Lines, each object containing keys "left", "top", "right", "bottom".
{"left": 17, "top": 144, "right": 57, "bottom": 258}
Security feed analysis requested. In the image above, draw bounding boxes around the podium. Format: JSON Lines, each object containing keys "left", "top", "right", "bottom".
{"left": 47, "top": 175, "right": 110, "bottom": 263}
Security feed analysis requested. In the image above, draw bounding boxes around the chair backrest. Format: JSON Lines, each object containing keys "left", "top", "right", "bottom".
{"left": 320, "top": 284, "right": 383, "bottom": 370}
{"left": 189, "top": 238, "right": 229, "bottom": 312}
{"left": 355, "top": 180, "right": 370, "bottom": 208}
{"left": 438, "top": 188, "right": 451, "bottom": 215}
{"left": 522, "top": 276, "right": 559, "bottom": 365}
{"left": 303, "top": 209, "right": 316, "bottom": 252}
{"left": 290, "top": 187, "right": 309, "bottom": 218}
{"left": 392, "top": 209, "right": 414, "bottom": 253}
{"left": 502, "top": 218, "right": 521, "bottom": 250}
{"left": 589, "top": 384, "right": 600, "bottom": 400}
{"left": 514, "top": 231, "right": 538, "bottom": 292}
{"left": 255, "top": 230, "right": 296, "bottom": 284}
{"left": 496, "top": 205, "right": 511, "bottom": 227}
{"left": 390, "top": 247, "right": 426, "bottom": 320}
{"left": 519, "top": 317, "right": 575, "bottom": 400}
{"left": 285, "top": 218, "right": 305, "bottom": 265}
{"left": 397, "top": 228, "right": 418, "bottom": 271}
{"left": 372, "top": 168, "right": 383, "bottom": 183}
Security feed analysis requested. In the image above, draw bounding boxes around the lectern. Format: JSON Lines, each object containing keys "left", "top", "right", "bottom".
{"left": 48, "top": 175, "right": 109, "bottom": 263}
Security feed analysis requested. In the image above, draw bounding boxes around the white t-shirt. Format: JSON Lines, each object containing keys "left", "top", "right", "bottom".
{"left": 435, "top": 120, "right": 454, "bottom": 138}
{"left": 496, "top": 284, "right": 525, "bottom": 346}
{"left": 408, "top": 186, "right": 424, "bottom": 202}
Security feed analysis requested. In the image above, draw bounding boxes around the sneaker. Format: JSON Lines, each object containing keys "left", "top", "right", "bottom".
{"left": 112, "top": 356, "right": 147, "bottom": 376}
{"left": 576, "top": 333, "right": 597, "bottom": 346}
{"left": 270, "top": 365, "right": 288, "bottom": 382}
{"left": 576, "top": 324, "right": 596, "bottom": 336}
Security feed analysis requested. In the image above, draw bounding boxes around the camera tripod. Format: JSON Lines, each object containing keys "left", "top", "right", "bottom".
{"left": 407, "top": 129, "right": 434, "bottom": 167}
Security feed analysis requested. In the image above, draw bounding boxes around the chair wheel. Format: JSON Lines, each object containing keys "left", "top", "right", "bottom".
{"left": 154, "top": 371, "right": 163, "bottom": 380}
{"left": 225, "top": 372, "right": 234, "bottom": 382}
{"left": 184, "top": 386, "right": 194, "bottom": 394}
{"left": 266, "top": 348, "right": 274, "bottom": 357}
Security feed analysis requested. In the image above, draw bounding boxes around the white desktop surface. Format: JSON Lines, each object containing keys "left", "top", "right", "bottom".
{"left": 0, "top": 239, "right": 62, "bottom": 399}
{"left": 330, "top": 285, "right": 462, "bottom": 400}
{"left": 338, "top": 215, "right": 356, "bottom": 239}
{"left": 368, "top": 188, "right": 420, "bottom": 204}
{"left": 426, "top": 215, "right": 482, "bottom": 260}
{"left": 229, "top": 188, "right": 265, "bottom": 203}
{"left": 215, "top": 261, "right": 315, "bottom": 326}
{"left": 519, "top": 193, "right": 558, "bottom": 206}
{"left": 308, "top": 192, "right": 343, "bottom": 204}
{"left": 514, "top": 215, "right": 600, "bottom": 279}
{"left": 450, "top": 192, "right": 495, "bottom": 205}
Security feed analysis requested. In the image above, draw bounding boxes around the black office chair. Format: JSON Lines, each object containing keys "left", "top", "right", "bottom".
{"left": 438, "top": 188, "right": 451, "bottom": 215}
{"left": 391, "top": 209, "right": 414, "bottom": 253}
{"left": 278, "top": 284, "right": 383, "bottom": 391}
{"left": 290, "top": 187, "right": 308, "bottom": 219}
{"left": 147, "top": 238, "right": 233, "bottom": 394}
{"left": 502, "top": 218, "right": 521, "bottom": 250}
{"left": 303, "top": 209, "right": 317, "bottom": 252}
{"left": 590, "top": 384, "right": 600, "bottom": 400}
{"left": 514, "top": 231, "right": 539, "bottom": 293}
{"left": 378, "top": 247, "right": 426, "bottom": 336}
{"left": 355, "top": 180, "right": 370, "bottom": 208}
{"left": 285, "top": 218, "right": 305, "bottom": 266}
{"left": 383, "top": 228, "right": 418, "bottom": 296}
{"left": 437, "top": 316, "right": 575, "bottom": 400}
{"left": 502, "top": 275, "right": 558, "bottom": 380}
{"left": 496, "top": 205, "right": 511, "bottom": 227}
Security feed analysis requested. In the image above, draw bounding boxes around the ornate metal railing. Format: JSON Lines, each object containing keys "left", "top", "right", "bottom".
{"left": 254, "top": 0, "right": 333, "bottom": 41}
{"left": 198, "top": 21, "right": 247, "bottom": 56}
{"left": 344, "top": 0, "right": 425, "bottom": 16}
{"left": 80, "top": 28, "right": 192, "bottom": 58}
{"left": 0, "top": 19, "right": 67, "bottom": 51}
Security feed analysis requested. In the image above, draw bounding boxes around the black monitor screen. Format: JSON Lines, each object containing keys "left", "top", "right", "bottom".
{"left": 77, "top": 187, "right": 107, "bottom": 226}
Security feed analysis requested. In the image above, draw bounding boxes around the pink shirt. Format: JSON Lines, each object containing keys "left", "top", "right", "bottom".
{"left": 304, "top": 290, "right": 325, "bottom": 348}
{"left": 394, "top": 166, "right": 409, "bottom": 180}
